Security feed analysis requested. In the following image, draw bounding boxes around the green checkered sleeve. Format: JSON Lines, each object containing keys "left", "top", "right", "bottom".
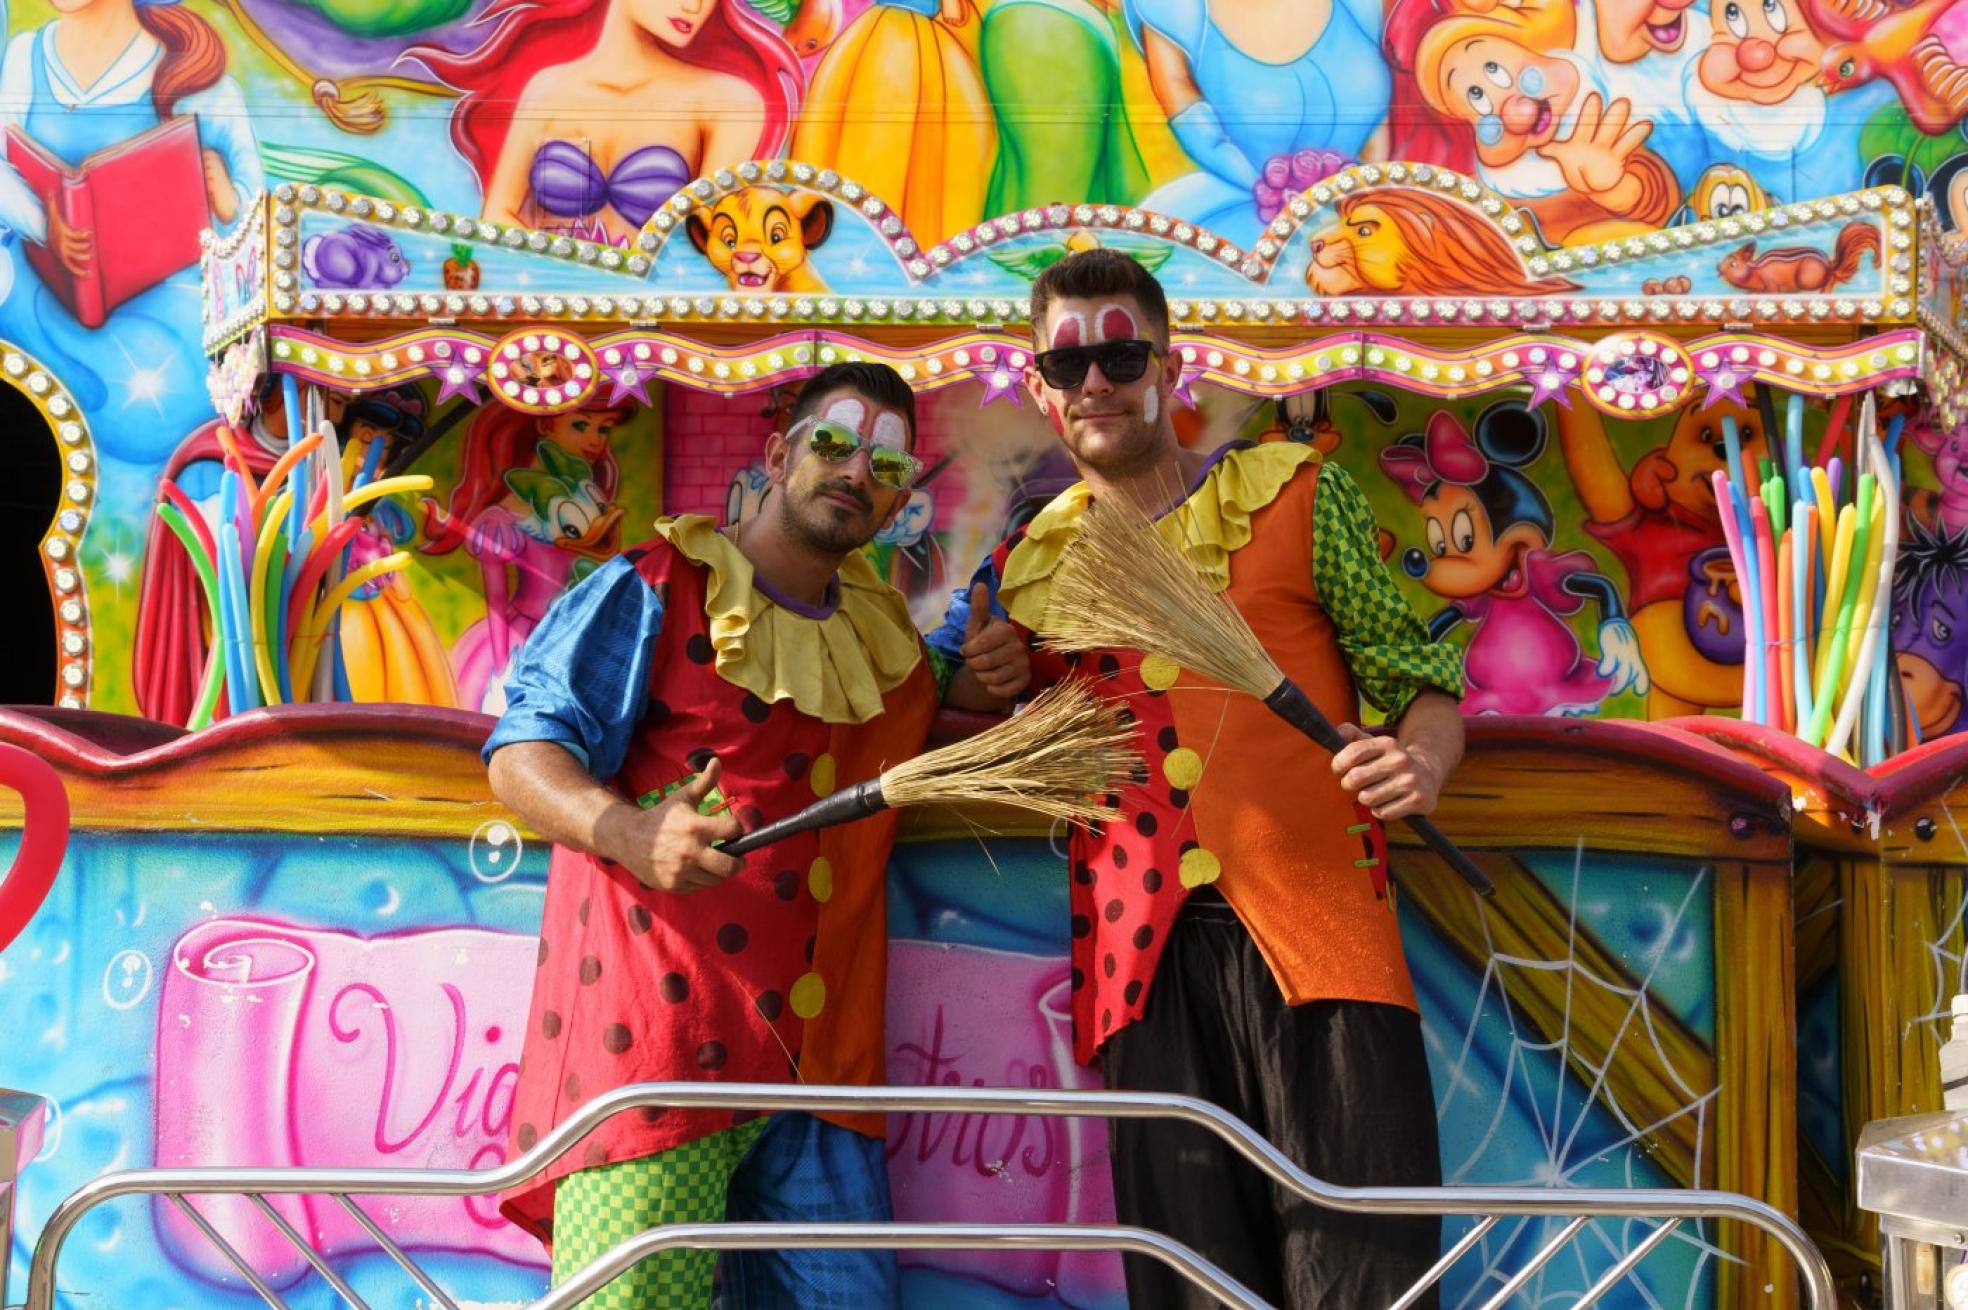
{"left": 1311, "top": 460, "right": 1465, "bottom": 718}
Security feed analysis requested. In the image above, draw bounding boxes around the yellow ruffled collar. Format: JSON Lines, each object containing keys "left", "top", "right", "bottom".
{"left": 1000, "top": 442, "right": 1321, "bottom": 632}
{"left": 654, "top": 516, "right": 922, "bottom": 725}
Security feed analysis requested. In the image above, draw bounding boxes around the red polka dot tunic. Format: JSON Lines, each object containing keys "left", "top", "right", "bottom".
{"left": 490, "top": 528, "right": 936, "bottom": 1241}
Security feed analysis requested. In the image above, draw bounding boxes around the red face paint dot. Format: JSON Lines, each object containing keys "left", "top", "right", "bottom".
{"left": 1098, "top": 305, "right": 1136, "bottom": 342}
{"left": 1051, "top": 315, "right": 1083, "bottom": 348}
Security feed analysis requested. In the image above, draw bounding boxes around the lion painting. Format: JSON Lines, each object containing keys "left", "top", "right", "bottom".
{"left": 1303, "top": 190, "right": 1579, "bottom": 298}
{"left": 685, "top": 188, "right": 836, "bottom": 294}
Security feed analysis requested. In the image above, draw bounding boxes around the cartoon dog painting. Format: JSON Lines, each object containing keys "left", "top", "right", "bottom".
{"left": 686, "top": 187, "right": 836, "bottom": 293}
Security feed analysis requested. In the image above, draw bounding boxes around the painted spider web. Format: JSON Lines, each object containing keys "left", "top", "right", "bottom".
{"left": 1425, "top": 843, "right": 1731, "bottom": 1310}
{"left": 1909, "top": 803, "right": 1968, "bottom": 1040}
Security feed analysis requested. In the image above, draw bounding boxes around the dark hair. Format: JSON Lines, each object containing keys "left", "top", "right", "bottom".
{"left": 1030, "top": 248, "right": 1171, "bottom": 344}
{"left": 1895, "top": 517, "right": 1968, "bottom": 610}
{"left": 788, "top": 362, "right": 918, "bottom": 448}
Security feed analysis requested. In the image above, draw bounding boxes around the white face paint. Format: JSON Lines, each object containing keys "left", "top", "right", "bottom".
{"left": 1142, "top": 384, "right": 1159, "bottom": 423}
{"left": 872, "top": 410, "right": 909, "bottom": 452}
{"left": 820, "top": 396, "right": 867, "bottom": 429}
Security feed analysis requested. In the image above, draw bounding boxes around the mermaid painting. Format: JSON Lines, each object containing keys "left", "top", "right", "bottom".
{"left": 411, "top": 0, "right": 803, "bottom": 246}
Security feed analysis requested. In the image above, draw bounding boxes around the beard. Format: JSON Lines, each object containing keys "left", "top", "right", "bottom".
{"left": 1683, "top": 61, "right": 1827, "bottom": 157}
{"left": 1064, "top": 402, "right": 1167, "bottom": 478}
{"left": 778, "top": 474, "right": 881, "bottom": 554}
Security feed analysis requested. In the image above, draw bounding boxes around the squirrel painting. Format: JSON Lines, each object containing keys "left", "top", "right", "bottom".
{"left": 1717, "top": 222, "right": 1882, "bottom": 293}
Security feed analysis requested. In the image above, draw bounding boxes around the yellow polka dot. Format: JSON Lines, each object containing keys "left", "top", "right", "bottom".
{"left": 1179, "top": 847, "right": 1221, "bottom": 888}
{"left": 1140, "top": 655, "right": 1181, "bottom": 691}
{"left": 789, "top": 971, "right": 827, "bottom": 1019}
{"left": 810, "top": 754, "right": 837, "bottom": 797}
{"left": 808, "top": 856, "right": 833, "bottom": 904}
{"left": 1162, "top": 747, "right": 1204, "bottom": 790}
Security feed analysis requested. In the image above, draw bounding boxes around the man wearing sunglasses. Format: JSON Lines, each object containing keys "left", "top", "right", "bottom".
{"left": 930, "top": 250, "right": 1467, "bottom": 1309}
{"left": 482, "top": 362, "right": 938, "bottom": 1309}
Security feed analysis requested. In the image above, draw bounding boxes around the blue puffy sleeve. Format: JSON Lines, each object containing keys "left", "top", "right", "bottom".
{"left": 1123, "top": 0, "right": 1207, "bottom": 55}
{"left": 482, "top": 552, "right": 665, "bottom": 781}
{"left": 924, "top": 551, "right": 1005, "bottom": 669}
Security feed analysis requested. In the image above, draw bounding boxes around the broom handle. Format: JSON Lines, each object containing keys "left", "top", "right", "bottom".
{"left": 1261, "top": 682, "right": 1495, "bottom": 897}
{"left": 719, "top": 778, "right": 888, "bottom": 857}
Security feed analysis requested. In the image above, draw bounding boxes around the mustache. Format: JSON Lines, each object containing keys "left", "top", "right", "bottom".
{"left": 814, "top": 479, "right": 873, "bottom": 512}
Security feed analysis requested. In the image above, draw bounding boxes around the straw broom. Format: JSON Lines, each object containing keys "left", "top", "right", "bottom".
{"left": 1038, "top": 493, "right": 1495, "bottom": 896}
{"left": 722, "top": 678, "right": 1142, "bottom": 855}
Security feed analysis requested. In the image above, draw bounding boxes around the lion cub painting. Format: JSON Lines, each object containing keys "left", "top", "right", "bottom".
{"left": 686, "top": 187, "right": 836, "bottom": 294}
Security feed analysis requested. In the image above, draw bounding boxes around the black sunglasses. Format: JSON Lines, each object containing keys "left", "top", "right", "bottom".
{"left": 1033, "top": 338, "right": 1158, "bottom": 390}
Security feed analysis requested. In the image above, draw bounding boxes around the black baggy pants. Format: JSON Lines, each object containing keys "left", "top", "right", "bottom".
{"left": 1101, "top": 886, "right": 1443, "bottom": 1310}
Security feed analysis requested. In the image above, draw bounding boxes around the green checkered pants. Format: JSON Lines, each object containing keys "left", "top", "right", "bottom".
{"left": 550, "top": 1119, "right": 768, "bottom": 1308}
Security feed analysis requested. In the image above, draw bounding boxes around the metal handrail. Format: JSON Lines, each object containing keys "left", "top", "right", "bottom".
{"left": 24, "top": 1081, "right": 1839, "bottom": 1310}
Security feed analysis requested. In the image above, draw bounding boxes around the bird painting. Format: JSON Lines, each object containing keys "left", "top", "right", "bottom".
{"left": 985, "top": 229, "right": 1174, "bottom": 282}
{"left": 1813, "top": 0, "right": 1968, "bottom": 135}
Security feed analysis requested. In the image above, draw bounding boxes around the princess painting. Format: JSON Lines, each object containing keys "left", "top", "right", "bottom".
{"left": 411, "top": 0, "right": 802, "bottom": 247}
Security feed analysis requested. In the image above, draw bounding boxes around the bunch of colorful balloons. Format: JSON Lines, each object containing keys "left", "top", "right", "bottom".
{"left": 1715, "top": 393, "right": 1904, "bottom": 765}
{"left": 149, "top": 379, "right": 433, "bottom": 729}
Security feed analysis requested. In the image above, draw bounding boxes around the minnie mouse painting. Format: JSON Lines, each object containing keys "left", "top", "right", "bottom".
{"left": 1380, "top": 403, "right": 1650, "bottom": 716}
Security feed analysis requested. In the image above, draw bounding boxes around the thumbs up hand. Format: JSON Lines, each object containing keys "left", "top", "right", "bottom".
{"left": 958, "top": 581, "right": 1032, "bottom": 700}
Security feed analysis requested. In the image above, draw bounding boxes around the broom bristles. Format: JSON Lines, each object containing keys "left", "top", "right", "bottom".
{"left": 1039, "top": 493, "right": 1284, "bottom": 699}
{"left": 880, "top": 678, "right": 1141, "bottom": 824}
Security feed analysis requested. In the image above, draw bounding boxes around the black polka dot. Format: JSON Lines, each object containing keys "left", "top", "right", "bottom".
{"left": 637, "top": 1106, "right": 666, "bottom": 1124}
{"left": 741, "top": 693, "right": 772, "bottom": 723}
{"left": 577, "top": 898, "right": 591, "bottom": 926}
{"left": 1124, "top": 980, "right": 1143, "bottom": 1006}
{"left": 1157, "top": 726, "right": 1178, "bottom": 751}
{"left": 697, "top": 1040, "right": 727, "bottom": 1070}
{"left": 756, "top": 991, "right": 783, "bottom": 1021}
{"left": 774, "top": 870, "right": 799, "bottom": 900}
{"left": 541, "top": 1010, "right": 562, "bottom": 1039}
{"left": 602, "top": 1024, "right": 633, "bottom": 1054}
{"left": 783, "top": 752, "right": 810, "bottom": 779}
{"left": 1169, "top": 789, "right": 1189, "bottom": 809}
{"left": 516, "top": 1123, "right": 538, "bottom": 1150}
{"left": 1143, "top": 868, "right": 1164, "bottom": 893}
{"left": 646, "top": 699, "right": 670, "bottom": 721}
{"left": 1133, "top": 925, "right": 1155, "bottom": 949}
{"left": 686, "top": 747, "right": 715, "bottom": 771}
{"left": 1115, "top": 707, "right": 1136, "bottom": 727}
{"left": 628, "top": 905, "right": 653, "bottom": 935}
{"left": 1072, "top": 861, "right": 1093, "bottom": 886}
{"left": 1104, "top": 898, "right": 1125, "bottom": 922}
{"left": 686, "top": 634, "right": 716, "bottom": 664}
{"left": 1128, "top": 760, "right": 1151, "bottom": 784}
{"left": 537, "top": 939, "right": 549, "bottom": 966}
{"left": 1111, "top": 847, "right": 1129, "bottom": 869}
{"left": 1101, "top": 1008, "right": 1113, "bottom": 1029}
{"left": 1179, "top": 839, "right": 1199, "bottom": 856}
{"left": 737, "top": 803, "right": 766, "bottom": 830}
{"left": 583, "top": 1142, "right": 608, "bottom": 1169}
{"left": 564, "top": 1072, "right": 583, "bottom": 1102}
{"left": 804, "top": 935, "right": 816, "bottom": 963}
{"left": 1097, "top": 654, "right": 1121, "bottom": 677}
{"left": 660, "top": 972, "right": 689, "bottom": 1003}
{"left": 1135, "top": 812, "right": 1159, "bottom": 837}
{"left": 579, "top": 955, "right": 603, "bottom": 985}
{"left": 717, "top": 923, "right": 749, "bottom": 953}
{"left": 1070, "top": 966, "right": 1085, "bottom": 990}
{"left": 1071, "top": 914, "right": 1092, "bottom": 938}
{"left": 1102, "top": 953, "right": 1116, "bottom": 978}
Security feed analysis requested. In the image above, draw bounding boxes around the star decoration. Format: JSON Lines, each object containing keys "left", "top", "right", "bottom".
{"left": 976, "top": 365, "right": 1022, "bottom": 408}
{"left": 434, "top": 363, "right": 480, "bottom": 406}
{"left": 1701, "top": 366, "right": 1746, "bottom": 409}
{"left": 608, "top": 363, "right": 652, "bottom": 407}
{"left": 1170, "top": 365, "right": 1203, "bottom": 409}
{"left": 1527, "top": 364, "right": 1574, "bottom": 409}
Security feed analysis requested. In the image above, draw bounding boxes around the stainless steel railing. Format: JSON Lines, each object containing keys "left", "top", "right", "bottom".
{"left": 22, "top": 1081, "right": 1838, "bottom": 1310}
